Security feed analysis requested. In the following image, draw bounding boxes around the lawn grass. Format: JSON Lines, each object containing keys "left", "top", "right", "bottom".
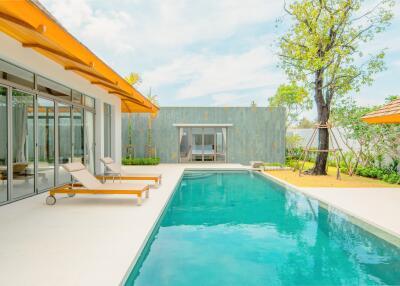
{"left": 265, "top": 162, "right": 400, "bottom": 188}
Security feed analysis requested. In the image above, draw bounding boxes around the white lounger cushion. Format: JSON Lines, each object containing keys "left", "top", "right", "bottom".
{"left": 100, "top": 157, "right": 161, "bottom": 178}
{"left": 62, "top": 163, "right": 148, "bottom": 190}
{"left": 100, "top": 157, "right": 114, "bottom": 164}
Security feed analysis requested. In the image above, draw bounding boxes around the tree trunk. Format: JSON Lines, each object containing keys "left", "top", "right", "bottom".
{"left": 312, "top": 69, "right": 329, "bottom": 175}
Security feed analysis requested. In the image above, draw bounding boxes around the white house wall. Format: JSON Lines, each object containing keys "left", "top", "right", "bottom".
{"left": 0, "top": 32, "right": 122, "bottom": 172}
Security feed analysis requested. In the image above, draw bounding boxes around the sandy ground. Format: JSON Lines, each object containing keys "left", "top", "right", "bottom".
{"left": 265, "top": 169, "right": 400, "bottom": 188}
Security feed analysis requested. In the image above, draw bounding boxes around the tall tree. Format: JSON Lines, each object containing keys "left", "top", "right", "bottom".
{"left": 124, "top": 72, "right": 142, "bottom": 158}
{"left": 268, "top": 83, "right": 312, "bottom": 127}
{"left": 279, "top": 0, "right": 394, "bottom": 175}
{"left": 145, "top": 88, "right": 159, "bottom": 157}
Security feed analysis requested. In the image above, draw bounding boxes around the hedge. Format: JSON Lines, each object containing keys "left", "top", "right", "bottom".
{"left": 122, "top": 157, "right": 160, "bottom": 165}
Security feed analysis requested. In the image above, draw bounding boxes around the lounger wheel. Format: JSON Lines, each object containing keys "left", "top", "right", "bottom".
{"left": 46, "top": 195, "right": 56, "bottom": 205}
{"left": 67, "top": 193, "right": 76, "bottom": 197}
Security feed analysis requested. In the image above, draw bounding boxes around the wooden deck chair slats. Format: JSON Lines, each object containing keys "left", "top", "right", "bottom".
{"left": 100, "top": 157, "right": 162, "bottom": 187}
{"left": 46, "top": 162, "right": 150, "bottom": 206}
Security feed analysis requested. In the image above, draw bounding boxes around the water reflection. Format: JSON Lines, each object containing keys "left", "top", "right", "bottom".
{"left": 128, "top": 172, "right": 400, "bottom": 286}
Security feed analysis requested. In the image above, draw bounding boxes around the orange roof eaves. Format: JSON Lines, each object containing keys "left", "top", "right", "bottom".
{"left": 0, "top": 0, "right": 158, "bottom": 114}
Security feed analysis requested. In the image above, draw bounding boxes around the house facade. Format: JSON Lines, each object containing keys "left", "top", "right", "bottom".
{"left": 0, "top": 2, "right": 157, "bottom": 205}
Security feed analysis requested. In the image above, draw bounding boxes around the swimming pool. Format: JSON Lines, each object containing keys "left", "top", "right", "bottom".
{"left": 125, "top": 171, "right": 400, "bottom": 285}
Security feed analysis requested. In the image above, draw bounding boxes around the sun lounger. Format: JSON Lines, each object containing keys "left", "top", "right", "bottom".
{"left": 46, "top": 162, "right": 150, "bottom": 205}
{"left": 100, "top": 157, "right": 162, "bottom": 187}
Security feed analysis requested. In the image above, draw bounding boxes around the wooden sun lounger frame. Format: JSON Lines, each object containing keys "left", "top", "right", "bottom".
{"left": 100, "top": 174, "right": 162, "bottom": 186}
{"left": 47, "top": 177, "right": 150, "bottom": 206}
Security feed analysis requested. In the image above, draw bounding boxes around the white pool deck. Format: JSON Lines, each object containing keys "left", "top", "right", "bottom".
{"left": 0, "top": 164, "right": 399, "bottom": 286}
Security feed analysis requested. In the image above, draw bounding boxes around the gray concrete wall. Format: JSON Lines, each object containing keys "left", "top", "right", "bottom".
{"left": 122, "top": 107, "right": 286, "bottom": 165}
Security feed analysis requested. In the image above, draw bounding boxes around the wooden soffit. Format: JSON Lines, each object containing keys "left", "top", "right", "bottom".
{"left": 0, "top": 1, "right": 159, "bottom": 114}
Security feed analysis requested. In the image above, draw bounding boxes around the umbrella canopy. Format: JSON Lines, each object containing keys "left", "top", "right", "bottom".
{"left": 362, "top": 98, "right": 400, "bottom": 124}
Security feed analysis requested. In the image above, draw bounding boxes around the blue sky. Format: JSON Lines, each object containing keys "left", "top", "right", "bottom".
{"left": 42, "top": 0, "right": 400, "bottom": 119}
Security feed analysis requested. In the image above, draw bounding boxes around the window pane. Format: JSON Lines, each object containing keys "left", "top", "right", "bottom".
{"left": 84, "top": 95, "right": 95, "bottom": 108}
{"left": 12, "top": 89, "right": 35, "bottom": 199}
{"left": 203, "top": 128, "right": 215, "bottom": 161}
{"left": 0, "top": 59, "right": 34, "bottom": 89}
{"left": 58, "top": 103, "right": 71, "bottom": 184}
{"left": 72, "top": 90, "right": 82, "bottom": 104}
{"left": 216, "top": 128, "right": 226, "bottom": 162}
{"left": 191, "top": 128, "right": 203, "bottom": 162}
{"left": 84, "top": 111, "right": 95, "bottom": 173}
{"left": 72, "top": 107, "right": 84, "bottom": 164}
{"left": 104, "top": 103, "right": 112, "bottom": 157}
{"left": 37, "top": 98, "right": 55, "bottom": 191}
{"left": 0, "top": 86, "right": 7, "bottom": 202}
{"left": 38, "top": 76, "right": 71, "bottom": 100}
{"left": 179, "top": 128, "right": 190, "bottom": 163}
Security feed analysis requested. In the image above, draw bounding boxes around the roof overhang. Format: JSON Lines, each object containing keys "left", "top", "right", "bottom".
{"left": 0, "top": 0, "right": 159, "bottom": 114}
{"left": 361, "top": 99, "right": 400, "bottom": 124}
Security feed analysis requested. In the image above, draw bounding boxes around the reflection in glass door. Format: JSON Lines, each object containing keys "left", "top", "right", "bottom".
{"left": 0, "top": 86, "right": 8, "bottom": 203}
{"left": 84, "top": 110, "right": 95, "bottom": 173}
{"left": 179, "top": 128, "right": 190, "bottom": 163}
{"left": 215, "top": 128, "right": 226, "bottom": 162}
{"left": 58, "top": 103, "right": 71, "bottom": 184}
{"left": 73, "top": 107, "right": 84, "bottom": 164}
{"left": 11, "top": 89, "right": 35, "bottom": 199}
{"left": 203, "top": 128, "right": 215, "bottom": 161}
{"left": 37, "top": 98, "right": 55, "bottom": 192}
{"left": 191, "top": 128, "right": 203, "bottom": 161}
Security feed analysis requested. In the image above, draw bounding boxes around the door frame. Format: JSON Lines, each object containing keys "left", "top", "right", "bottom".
{"left": 178, "top": 127, "right": 227, "bottom": 163}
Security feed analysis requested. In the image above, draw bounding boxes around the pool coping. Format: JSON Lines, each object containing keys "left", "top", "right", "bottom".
{"left": 260, "top": 171, "right": 400, "bottom": 247}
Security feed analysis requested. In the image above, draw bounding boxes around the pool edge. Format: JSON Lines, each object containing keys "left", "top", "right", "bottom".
{"left": 260, "top": 171, "right": 400, "bottom": 247}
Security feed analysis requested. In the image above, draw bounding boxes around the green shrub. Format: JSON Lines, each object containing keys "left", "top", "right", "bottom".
{"left": 355, "top": 166, "right": 400, "bottom": 184}
{"left": 383, "top": 173, "right": 400, "bottom": 184}
{"left": 264, "top": 162, "right": 284, "bottom": 167}
{"left": 122, "top": 157, "right": 160, "bottom": 165}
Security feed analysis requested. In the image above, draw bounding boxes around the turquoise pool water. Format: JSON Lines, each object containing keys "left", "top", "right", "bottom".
{"left": 125, "top": 171, "right": 400, "bottom": 286}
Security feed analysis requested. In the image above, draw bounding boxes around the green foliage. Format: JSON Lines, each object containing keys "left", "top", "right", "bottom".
{"left": 286, "top": 134, "right": 302, "bottom": 149}
{"left": 332, "top": 98, "right": 400, "bottom": 167}
{"left": 279, "top": 0, "right": 394, "bottom": 97}
{"left": 385, "top": 95, "right": 400, "bottom": 103}
{"left": 268, "top": 83, "right": 312, "bottom": 127}
{"left": 279, "top": 0, "right": 394, "bottom": 173}
{"left": 122, "top": 157, "right": 160, "bottom": 165}
{"left": 145, "top": 87, "right": 158, "bottom": 157}
{"left": 125, "top": 72, "right": 142, "bottom": 86}
{"left": 264, "top": 162, "right": 285, "bottom": 167}
{"left": 296, "top": 117, "right": 315, "bottom": 128}
{"left": 355, "top": 166, "right": 400, "bottom": 184}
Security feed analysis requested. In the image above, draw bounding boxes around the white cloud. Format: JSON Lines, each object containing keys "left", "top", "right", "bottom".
{"left": 143, "top": 46, "right": 285, "bottom": 105}
{"left": 42, "top": 0, "right": 284, "bottom": 54}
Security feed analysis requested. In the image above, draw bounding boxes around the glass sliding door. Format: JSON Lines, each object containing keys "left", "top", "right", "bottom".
{"left": 11, "top": 89, "right": 35, "bottom": 199}
{"left": 58, "top": 103, "right": 72, "bottom": 184}
{"left": 215, "top": 128, "right": 226, "bottom": 162}
{"left": 84, "top": 110, "right": 95, "bottom": 173}
{"left": 104, "top": 103, "right": 112, "bottom": 157}
{"left": 203, "top": 128, "right": 216, "bottom": 161}
{"left": 72, "top": 107, "right": 84, "bottom": 164}
{"left": 179, "top": 128, "right": 190, "bottom": 163}
{"left": 0, "top": 86, "right": 8, "bottom": 203}
{"left": 179, "top": 127, "right": 227, "bottom": 163}
{"left": 37, "top": 98, "right": 55, "bottom": 192}
{"left": 191, "top": 128, "right": 203, "bottom": 161}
